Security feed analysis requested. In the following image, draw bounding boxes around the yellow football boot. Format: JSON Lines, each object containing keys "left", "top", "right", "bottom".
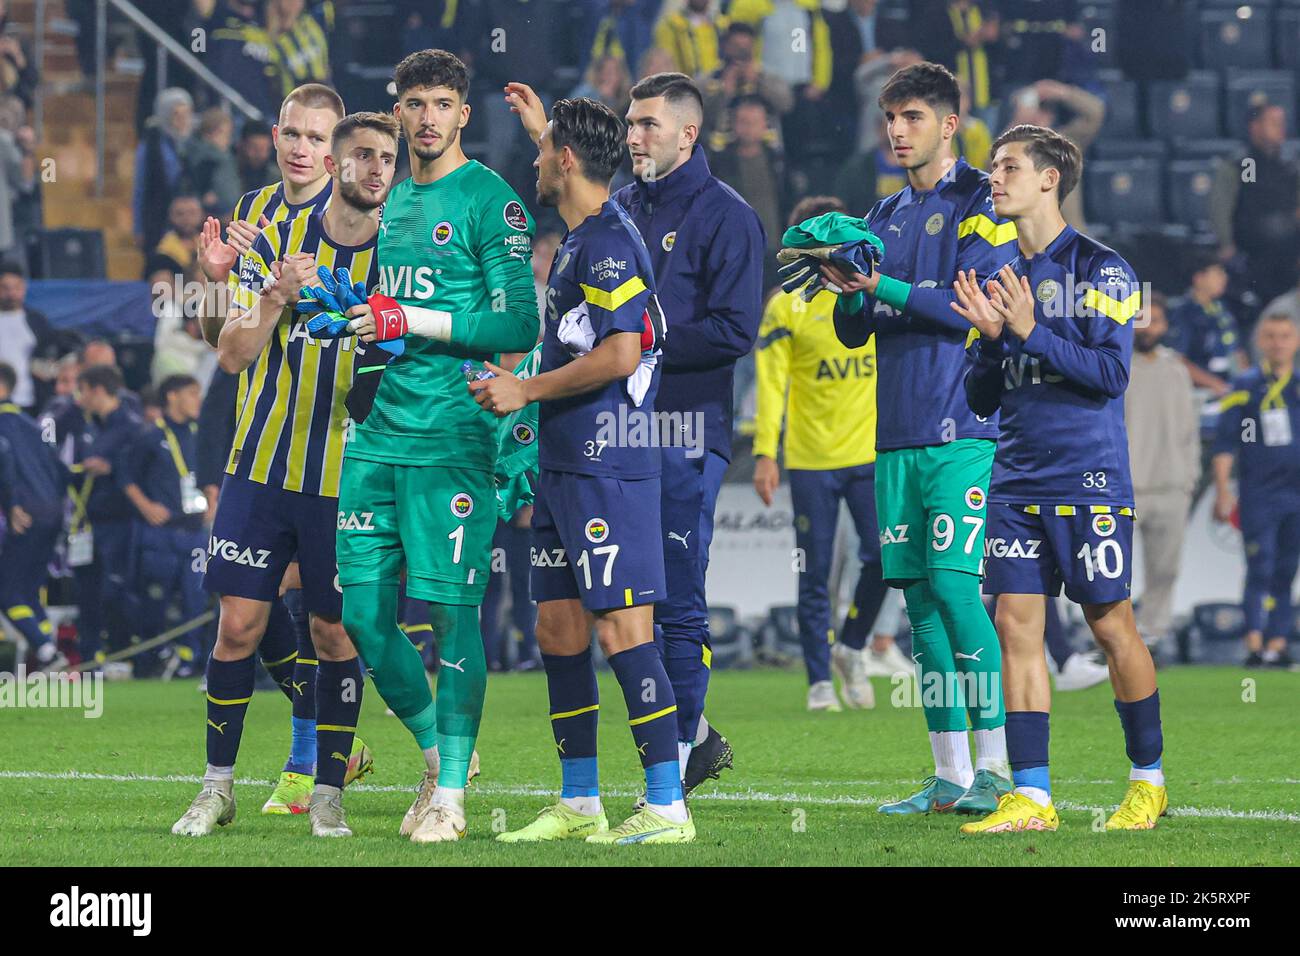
{"left": 1104, "top": 780, "right": 1168, "bottom": 830}
{"left": 959, "top": 790, "right": 1059, "bottom": 834}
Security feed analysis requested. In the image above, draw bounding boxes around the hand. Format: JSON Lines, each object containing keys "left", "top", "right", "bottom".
{"left": 227, "top": 214, "right": 270, "bottom": 258}
{"left": 753, "top": 456, "right": 779, "bottom": 507}
{"left": 802, "top": 84, "right": 826, "bottom": 101}
{"left": 469, "top": 361, "right": 528, "bottom": 417}
{"left": 820, "top": 261, "right": 877, "bottom": 295}
{"left": 141, "top": 500, "right": 171, "bottom": 527}
{"left": 8, "top": 505, "right": 31, "bottom": 534}
{"left": 1206, "top": 375, "right": 1231, "bottom": 397}
{"left": 987, "top": 264, "right": 1036, "bottom": 340}
{"left": 950, "top": 268, "right": 1004, "bottom": 339}
{"left": 1035, "top": 79, "right": 1069, "bottom": 102}
{"left": 1213, "top": 490, "right": 1237, "bottom": 524}
{"left": 204, "top": 485, "right": 219, "bottom": 526}
{"left": 504, "top": 82, "right": 547, "bottom": 144}
{"left": 346, "top": 302, "right": 376, "bottom": 342}
{"left": 82, "top": 456, "right": 112, "bottom": 476}
{"left": 268, "top": 253, "right": 317, "bottom": 308}
{"left": 198, "top": 216, "right": 238, "bottom": 282}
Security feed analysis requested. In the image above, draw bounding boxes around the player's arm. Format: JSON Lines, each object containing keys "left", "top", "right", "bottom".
{"left": 473, "top": 331, "right": 642, "bottom": 414}
{"left": 951, "top": 269, "right": 1008, "bottom": 416}
{"left": 217, "top": 237, "right": 315, "bottom": 373}
{"left": 1210, "top": 384, "right": 1249, "bottom": 520}
{"left": 199, "top": 201, "right": 269, "bottom": 347}
{"left": 753, "top": 293, "right": 793, "bottom": 504}
{"left": 658, "top": 203, "right": 766, "bottom": 372}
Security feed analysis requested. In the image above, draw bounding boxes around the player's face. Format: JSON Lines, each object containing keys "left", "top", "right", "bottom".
{"left": 882, "top": 98, "right": 949, "bottom": 170}
{"left": 171, "top": 384, "right": 203, "bottom": 422}
{"left": 989, "top": 141, "right": 1050, "bottom": 218}
{"left": 395, "top": 85, "right": 468, "bottom": 162}
{"left": 273, "top": 103, "right": 338, "bottom": 187}
{"left": 331, "top": 129, "right": 398, "bottom": 211}
{"left": 1257, "top": 317, "right": 1300, "bottom": 368}
{"left": 626, "top": 95, "right": 691, "bottom": 181}
{"left": 1135, "top": 306, "right": 1167, "bottom": 351}
{"left": 533, "top": 124, "right": 563, "bottom": 209}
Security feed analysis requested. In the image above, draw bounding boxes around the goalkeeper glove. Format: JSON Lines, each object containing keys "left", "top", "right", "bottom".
{"left": 349, "top": 293, "right": 452, "bottom": 344}
{"left": 296, "top": 266, "right": 406, "bottom": 355}
{"left": 775, "top": 239, "right": 882, "bottom": 302}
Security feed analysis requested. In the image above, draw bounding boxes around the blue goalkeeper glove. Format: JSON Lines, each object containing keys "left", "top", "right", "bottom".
{"left": 296, "top": 266, "right": 407, "bottom": 356}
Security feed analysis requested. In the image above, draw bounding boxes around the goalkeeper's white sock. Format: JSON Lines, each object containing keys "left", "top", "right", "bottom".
{"left": 973, "top": 726, "right": 1010, "bottom": 779}
{"left": 930, "top": 731, "right": 974, "bottom": 788}
{"left": 422, "top": 745, "right": 439, "bottom": 772}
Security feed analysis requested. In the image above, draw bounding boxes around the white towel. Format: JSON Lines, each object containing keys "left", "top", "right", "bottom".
{"left": 557, "top": 301, "right": 659, "bottom": 408}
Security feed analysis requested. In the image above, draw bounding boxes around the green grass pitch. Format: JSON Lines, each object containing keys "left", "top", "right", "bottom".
{"left": 1, "top": 667, "right": 1295, "bottom": 866}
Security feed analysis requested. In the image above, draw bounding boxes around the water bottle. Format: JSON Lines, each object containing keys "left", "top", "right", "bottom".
{"left": 461, "top": 360, "right": 496, "bottom": 383}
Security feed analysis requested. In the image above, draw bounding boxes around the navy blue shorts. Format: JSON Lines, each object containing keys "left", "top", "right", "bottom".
{"left": 204, "top": 474, "right": 342, "bottom": 618}
{"left": 982, "top": 503, "right": 1134, "bottom": 605}
{"left": 530, "top": 469, "right": 666, "bottom": 612}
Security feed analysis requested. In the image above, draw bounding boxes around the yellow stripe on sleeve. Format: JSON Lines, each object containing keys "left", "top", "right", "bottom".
{"left": 6, "top": 605, "right": 33, "bottom": 620}
{"left": 581, "top": 275, "right": 647, "bottom": 312}
{"left": 1082, "top": 288, "right": 1142, "bottom": 324}
{"left": 1217, "top": 390, "right": 1249, "bottom": 411}
{"left": 957, "top": 213, "right": 1018, "bottom": 247}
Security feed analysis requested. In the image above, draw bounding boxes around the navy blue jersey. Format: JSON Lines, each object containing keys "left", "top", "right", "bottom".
{"left": 1212, "top": 366, "right": 1300, "bottom": 512}
{"left": 834, "top": 158, "right": 1017, "bottom": 450}
{"left": 0, "top": 402, "right": 67, "bottom": 522}
{"left": 74, "top": 402, "right": 145, "bottom": 522}
{"left": 965, "top": 225, "right": 1139, "bottom": 507}
{"left": 1165, "top": 295, "right": 1240, "bottom": 376}
{"left": 120, "top": 415, "right": 203, "bottom": 529}
{"left": 539, "top": 199, "right": 665, "bottom": 479}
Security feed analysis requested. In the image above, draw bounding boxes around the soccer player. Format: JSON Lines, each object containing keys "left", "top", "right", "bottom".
{"left": 332, "top": 50, "right": 539, "bottom": 844}
{"left": 753, "top": 194, "right": 895, "bottom": 712}
{"left": 469, "top": 95, "right": 688, "bottom": 845}
{"left": 171, "top": 110, "right": 401, "bottom": 839}
{"left": 819, "top": 62, "right": 1015, "bottom": 814}
{"left": 195, "top": 83, "right": 352, "bottom": 815}
{"left": 1212, "top": 311, "right": 1300, "bottom": 670}
{"left": 954, "top": 124, "right": 1166, "bottom": 833}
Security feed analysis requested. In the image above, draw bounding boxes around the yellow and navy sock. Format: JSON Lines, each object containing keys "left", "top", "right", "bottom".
{"left": 258, "top": 597, "right": 298, "bottom": 703}
{"left": 1006, "top": 710, "right": 1051, "bottom": 803}
{"left": 608, "top": 643, "right": 682, "bottom": 807}
{"left": 1115, "top": 690, "right": 1163, "bottom": 784}
{"left": 542, "top": 648, "right": 600, "bottom": 798}
{"left": 205, "top": 654, "right": 256, "bottom": 768}
{"left": 315, "top": 657, "right": 363, "bottom": 789}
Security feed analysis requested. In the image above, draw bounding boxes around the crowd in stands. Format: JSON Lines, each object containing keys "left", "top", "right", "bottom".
{"left": 1, "top": 0, "right": 1298, "bottom": 674}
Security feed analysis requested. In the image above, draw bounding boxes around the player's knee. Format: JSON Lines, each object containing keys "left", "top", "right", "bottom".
{"left": 309, "top": 615, "right": 355, "bottom": 661}
{"left": 216, "top": 604, "right": 266, "bottom": 657}
{"left": 1084, "top": 600, "right": 1138, "bottom": 654}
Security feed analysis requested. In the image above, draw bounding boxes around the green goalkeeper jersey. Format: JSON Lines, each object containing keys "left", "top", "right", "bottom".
{"left": 349, "top": 159, "right": 540, "bottom": 471}
{"left": 494, "top": 343, "right": 543, "bottom": 519}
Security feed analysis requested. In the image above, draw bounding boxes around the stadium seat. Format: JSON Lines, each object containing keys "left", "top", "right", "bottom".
{"left": 1224, "top": 69, "right": 1296, "bottom": 137}
{"left": 760, "top": 604, "right": 801, "bottom": 662}
{"left": 1165, "top": 158, "right": 1218, "bottom": 230}
{"left": 1174, "top": 137, "right": 1243, "bottom": 159}
{"left": 1277, "top": 2, "right": 1300, "bottom": 69}
{"left": 1182, "top": 602, "right": 1247, "bottom": 664}
{"left": 30, "top": 228, "right": 106, "bottom": 279}
{"left": 706, "top": 606, "right": 749, "bottom": 670}
{"left": 1090, "top": 138, "right": 1167, "bottom": 161}
{"left": 1147, "top": 71, "right": 1222, "bottom": 140}
{"left": 1096, "top": 70, "right": 1140, "bottom": 139}
{"left": 1198, "top": 4, "right": 1272, "bottom": 69}
{"left": 1084, "top": 159, "right": 1163, "bottom": 227}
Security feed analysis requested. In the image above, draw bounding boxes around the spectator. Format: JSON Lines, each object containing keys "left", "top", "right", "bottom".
{"left": 1211, "top": 104, "right": 1300, "bottom": 309}
{"left": 1212, "top": 311, "right": 1300, "bottom": 669}
{"left": 909, "top": 1, "right": 997, "bottom": 119}
{"left": 996, "top": 0, "right": 1082, "bottom": 89}
{"left": 1166, "top": 253, "right": 1245, "bottom": 396}
{"left": 186, "top": 108, "right": 243, "bottom": 219}
{"left": 1005, "top": 78, "right": 1103, "bottom": 229}
{"left": 833, "top": 112, "right": 907, "bottom": 217}
{"left": 581, "top": 0, "right": 659, "bottom": 78}
{"left": 120, "top": 373, "right": 209, "bottom": 677}
{"left": 235, "top": 119, "right": 280, "bottom": 196}
{"left": 0, "top": 263, "right": 82, "bottom": 413}
{"left": 0, "top": 98, "right": 32, "bottom": 264}
{"left": 636, "top": 45, "right": 677, "bottom": 82}
{"left": 70, "top": 363, "right": 145, "bottom": 665}
{"left": 0, "top": 1, "right": 36, "bottom": 108}
{"left": 0, "top": 361, "right": 69, "bottom": 669}
{"left": 654, "top": 0, "right": 724, "bottom": 78}
{"left": 1125, "top": 294, "right": 1201, "bottom": 652}
{"left": 852, "top": 47, "right": 922, "bottom": 157}
{"left": 701, "top": 21, "right": 792, "bottom": 152}
{"left": 195, "top": 0, "right": 280, "bottom": 122}
{"left": 954, "top": 78, "right": 992, "bottom": 171}
{"left": 134, "top": 88, "right": 196, "bottom": 253}
{"left": 152, "top": 195, "right": 204, "bottom": 278}
{"left": 266, "top": 0, "right": 332, "bottom": 101}
{"left": 571, "top": 53, "right": 634, "bottom": 116}
{"left": 824, "top": 0, "right": 906, "bottom": 148}
{"left": 710, "top": 94, "right": 786, "bottom": 282}
{"left": 0, "top": 94, "right": 37, "bottom": 261}
{"left": 147, "top": 254, "right": 217, "bottom": 387}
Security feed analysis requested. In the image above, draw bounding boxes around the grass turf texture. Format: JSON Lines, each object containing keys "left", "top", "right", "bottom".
{"left": 1, "top": 667, "right": 1295, "bottom": 866}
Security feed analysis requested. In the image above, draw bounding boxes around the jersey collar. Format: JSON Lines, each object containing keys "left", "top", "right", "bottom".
{"left": 634, "top": 144, "right": 712, "bottom": 208}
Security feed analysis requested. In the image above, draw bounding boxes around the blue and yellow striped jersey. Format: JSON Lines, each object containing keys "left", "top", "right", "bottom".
{"left": 755, "top": 288, "right": 877, "bottom": 470}
{"left": 226, "top": 211, "right": 380, "bottom": 497}
{"left": 231, "top": 178, "right": 332, "bottom": 231}
{"left": 270, "top": 5, "right": 332, "bottom": 98}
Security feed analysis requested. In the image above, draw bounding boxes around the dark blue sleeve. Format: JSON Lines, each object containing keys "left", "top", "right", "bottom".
{"left": 658, "top": 198, "right": 766, "bottom": 372}
{"left": 0, "top": 434, "right": 15, "bottom": 511}
{"left": 116, "top": 427, "right": 151, "bottom": 490}
{"left": 1211, "top": 385, "right": 1250, "bottom": 457}
{"left": 1020, "top": 256, "right": 1135, "bottom": 399}
{"left": 197, "top": 369, "right": 238, "bottom": 488}
{"left": 965, "top": 336, "right": 1006, "bottom": 417}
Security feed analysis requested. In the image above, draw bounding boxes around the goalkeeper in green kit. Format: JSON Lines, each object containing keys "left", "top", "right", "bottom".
{"left": 334, "top": 49, "right": 539, "bottom": 844}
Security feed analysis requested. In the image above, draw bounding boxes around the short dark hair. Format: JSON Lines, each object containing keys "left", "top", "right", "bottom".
{"left": 1186, "top": 250, "right": 1222, "bottom": 283}
{"left": 630, "top": 71, "right": 704, "bottom": 119}
{"left": 0, "top": 361, "right": 15, "bottom": 395}
{"left": 332, "top": 110, "right": 402, "bottom": 152}
{"left": 789, "top": 195, "right": 846, "bottom": 228}
{"left": 240, "top": 119, "right": 272, "bottom": 140}
{"left": 878, "top": 62, "right": 960, "bottom": 119}
{"left": 0, "top": 262, "right": 24, "bottom": 281}
{"left": 991, "top": 123, "right": 1083, "bottom": 201}
{"left": 550, "top": 97, "right": 626, "bottom": 185}
{"left": 394, "top": 49, "right": 469, "bottom": 100}
{"left": 733, "top": 93, "right": 769, "bottom": 116}
{"left": 159, "top": 374, "right": 199, "bottom": 402}
{"left": 77, "top": 363, "right": 124, "bottom": 395}
{"left": 281, "top": 83, "right": 346, "bottom": 122}
{"left": 724, "top": 21, "right": 758, "bottom": 41}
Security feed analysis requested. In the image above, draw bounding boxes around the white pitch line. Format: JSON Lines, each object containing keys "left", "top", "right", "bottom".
{"left": 2, "top": 770, "right": 1297, "bottom": 822}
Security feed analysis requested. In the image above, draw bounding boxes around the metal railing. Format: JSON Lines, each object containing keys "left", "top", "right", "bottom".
{"left": 92, "top": 0, "right": 269, "bottom": 196}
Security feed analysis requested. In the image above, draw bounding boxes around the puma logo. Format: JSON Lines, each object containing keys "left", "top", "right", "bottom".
{"left": 331, "top": 751, "right": 348, "bottom": 763}
{"left": 888, "top": 223, "right": 903, "bottom": 235}
{"left": 954, "top": 649, "right": 984, "bottom": 662}
{"left": 637, "top": 741, "right": 649, "bottom": 756}
{"left": 555, "top": 738, "right": 566, "bottom": 755}
{"left": 207, "top": 719, "right": 228, "bottom": 735}
{"left": 291, "top": 680, "right": 306, "bottom": 696}
{"left": 439, "top": 657, "right": 467, "bottom": 673}
{"left": 668, "top": 531, "right": 691, "bottom": 548}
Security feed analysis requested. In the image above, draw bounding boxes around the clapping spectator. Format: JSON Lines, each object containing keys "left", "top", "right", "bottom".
{"left": 571, "top": 53, "right": 634, "bottom": 116}
{"left": 701, "top": 22, "right": 792, "bottom": 152}
{"left": 134, "top": 88, "right": 196, "bottom": 252}
{"left": 186, "top": 109, "right": 243, "bottom": 219}
{"left": 1166, "top": 253, "right": 1245, "bottom": 396}
{"left": 1005, "top": 78, "right": 1103, "bottom": 229}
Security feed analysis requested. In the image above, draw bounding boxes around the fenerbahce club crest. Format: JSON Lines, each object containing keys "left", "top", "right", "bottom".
{"left": 585, "top": 518, "right": 610, "bottom": 543}
{"left": 451, "top": 493, "right": 474, "bottom": 518}
{"left": 1093, "top": 514, "right": 1116, "bottom": 537}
